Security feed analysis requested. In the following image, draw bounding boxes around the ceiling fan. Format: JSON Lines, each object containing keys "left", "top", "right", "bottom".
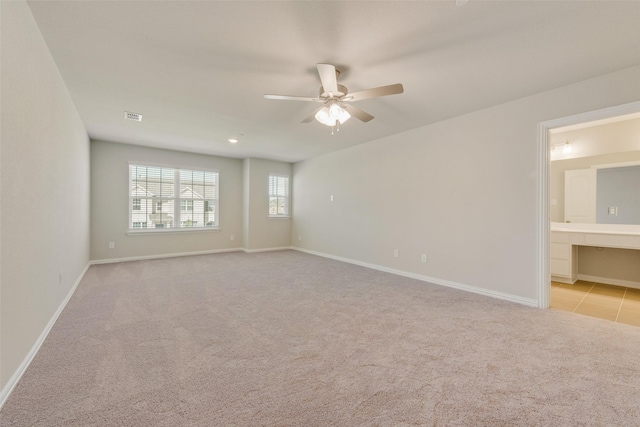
{"left": 264, "top": 64, "right": 404, "bottom": 133}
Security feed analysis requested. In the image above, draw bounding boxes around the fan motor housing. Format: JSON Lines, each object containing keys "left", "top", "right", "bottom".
{"left": 319, "top": 84, "right": 348, "bottom": 99}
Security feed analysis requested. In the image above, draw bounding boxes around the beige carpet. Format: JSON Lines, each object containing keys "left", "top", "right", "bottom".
{"left": 2, "top": 250, "right": 639, "bottom": 426}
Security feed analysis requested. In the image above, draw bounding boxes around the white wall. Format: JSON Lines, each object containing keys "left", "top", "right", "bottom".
{"left": 292, "top": 65, "right": 640, "bottom": 303}
{"left": 1, "top": 0, "right": 90, "bottom": 397}
{"left": 243, "top": 158, "right": 292, "bottom": 251}
{"left": 90, "top": 140, "right": 244, "bottom": 260}
{"left": 242, "top": 159, "right": 251, "bottom": 249}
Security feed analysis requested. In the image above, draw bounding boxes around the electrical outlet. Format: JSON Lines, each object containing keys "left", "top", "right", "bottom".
{"left": 298, "top": 234, "right": 302, "bottom": 241}
{"left": 330, "top": 195, "right": 334, "bottom": 202}
{"left": 58, "top": 272, "right": 63, "bottom": 285}
{"left": 394, "top": 249, "right": 399, "bottom": 258}
{"left": 108, "top": 241, "right": 115, "bottom": 249}
{"left": 421, "top": 254, "right": 427, "bottom": 263}
{"left": 230, "top": 235, "right": 235, "bottom": 241}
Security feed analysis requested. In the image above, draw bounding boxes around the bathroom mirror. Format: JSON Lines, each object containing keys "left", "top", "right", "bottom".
{"left": 596, "top": 165, "right": 640, "bottom": 225}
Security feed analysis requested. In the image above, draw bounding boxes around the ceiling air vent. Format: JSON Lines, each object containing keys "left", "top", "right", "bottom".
{"left": 124, "top": 111, "right": 142, "bottom": 122}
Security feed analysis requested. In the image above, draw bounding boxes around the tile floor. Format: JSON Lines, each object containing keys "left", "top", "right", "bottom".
{"left": 550, "top": 280, "right": 640, "bottom": 326}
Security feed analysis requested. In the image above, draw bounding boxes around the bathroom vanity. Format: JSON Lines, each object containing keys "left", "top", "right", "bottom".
{"left": 550, "top": 222, "right": 640, "bottom": 284}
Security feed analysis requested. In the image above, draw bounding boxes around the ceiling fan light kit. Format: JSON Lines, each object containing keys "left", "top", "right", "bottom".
{"left": 264, "top": 63, "right": 403, "bottom": 134}
{"left": 315, "top": 101, "right": 351, "bottom": 126}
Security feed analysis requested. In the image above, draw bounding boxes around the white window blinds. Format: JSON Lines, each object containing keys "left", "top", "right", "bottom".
{"left": 269, "top": 174, "right": 289, "bottom": 217}
{"left": 129, "top": 164, "right": 218, "bottom": 230}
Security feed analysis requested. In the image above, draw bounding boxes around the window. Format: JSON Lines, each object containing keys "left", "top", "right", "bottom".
{"left": 269, "top": 174, "right": 289, "bottom": 217}
{"left": 129, "top": 164, "right": 218, "bottom": 231}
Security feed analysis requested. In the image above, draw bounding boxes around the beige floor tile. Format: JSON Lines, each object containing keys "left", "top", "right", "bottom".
{"left": 549, "top": 283, "right": 640, "bottom": 327}
{"left": 616, "top": 312, "right": 640, "bottom": 327}
{"left": 620, "top": 299, "right": 640, "bottom": 312}
{"left": 590, "top": 283, "right": 626, "bottom": 297}
{"left": 624, "top": 288, "right": 640, "bottom": 301}
{"left": 550, "top": 295, "right": 581, "bottom": 312}
{"left": 574, "top": 301, "right": 619, "bottom": 321}
{"left": 560, "top": 282, "right": 594, "bottom": 292}
{"left": 582, "top": 293, "right": 624, "bottom": 309}
{"left": 553, "top": 287, "right": 588, "bottom": 301}
{"left": 618, "top": 311, "right": 640, "bottom": 324}
{"left": 574, "top": 280, "right": 595, "bottom": 286}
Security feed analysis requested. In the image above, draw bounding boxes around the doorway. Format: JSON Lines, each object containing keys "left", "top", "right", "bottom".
{"left": 537, "top": 100, "right": 640, "bottom": 311}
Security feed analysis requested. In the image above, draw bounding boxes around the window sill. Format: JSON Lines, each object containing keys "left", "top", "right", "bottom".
{"left": 268, "top": 216, "right": 291, "bottom": 219}
{"left": 127, "top": 227, "right": 220, "bottom": 235}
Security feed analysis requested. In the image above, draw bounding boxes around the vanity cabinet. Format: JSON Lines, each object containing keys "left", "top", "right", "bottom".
{"left": 550, "top": 231, "right": 578, "bottom": 283}
{"left": 550, "top": 225, "right": 640, "bottom": 285}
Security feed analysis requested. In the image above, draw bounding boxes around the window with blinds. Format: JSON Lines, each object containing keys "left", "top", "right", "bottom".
{"left": 129, "top": 164, "right": 219, "bottom": 230}
{"left": 269, "top": 174, "right": 289, "bottom": 217}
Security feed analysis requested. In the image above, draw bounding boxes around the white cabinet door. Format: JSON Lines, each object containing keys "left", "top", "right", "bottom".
{"left": 564, "top": 169, "right": 596, "bottom": 224}
{"left": 550, "top": 232, "right": 578, "bottom": 283}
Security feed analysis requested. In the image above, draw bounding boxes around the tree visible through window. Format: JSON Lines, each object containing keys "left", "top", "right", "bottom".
{"left": 129, "top": 164, "right": 218, "bottom": 230}
{"left": 269, "top": 174, "right": 289, "bottom": 217}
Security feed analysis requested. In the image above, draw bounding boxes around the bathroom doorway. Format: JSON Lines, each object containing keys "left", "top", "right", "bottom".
{"left": 537, "top": 101, "right": 640, "bottom": 322}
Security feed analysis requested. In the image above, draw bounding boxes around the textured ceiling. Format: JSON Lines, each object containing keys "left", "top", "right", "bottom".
{"left": 27, "top": 1, "right": 640, "bottom": 162}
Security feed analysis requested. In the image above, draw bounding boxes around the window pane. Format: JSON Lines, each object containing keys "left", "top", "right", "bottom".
{"left": 130, "top": 165, "right": 216, "bottom": 230}
{"left": 269, "top": 175, "right": 289, "bottom": 216}
{"left": 178, "top": 168, "right": 217, "bottom": 227}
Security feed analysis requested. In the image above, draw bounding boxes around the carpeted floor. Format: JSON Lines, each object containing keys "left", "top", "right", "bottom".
{"left": 2, "top": 250, "right": 639, "bottom": 426}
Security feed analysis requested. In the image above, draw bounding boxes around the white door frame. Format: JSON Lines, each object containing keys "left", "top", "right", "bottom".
{"left": 537, "top": 100, "right": 640, "bottom": 308}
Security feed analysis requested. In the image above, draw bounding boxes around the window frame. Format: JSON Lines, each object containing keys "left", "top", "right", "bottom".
{"left": 268, "top": 174, "right": 290, "bottom": 218}
{"left": 128, "top": 162, "right": 220, "bottom": 234}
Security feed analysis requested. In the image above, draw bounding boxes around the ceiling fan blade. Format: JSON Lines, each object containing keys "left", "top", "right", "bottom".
{"left": 345, "top": 83, "right": 404, "bottom": 102}
{"left": 264, "top": 94, "right": 321, "bottom": 102}
{"left": 317, "top": 64, "right": 338, "bottom": 95}
{"left": 342, "top": 104, "right": 374, "bottom": 122}
{"left": 302, "top": 106, "right": 324, "bottom": 123}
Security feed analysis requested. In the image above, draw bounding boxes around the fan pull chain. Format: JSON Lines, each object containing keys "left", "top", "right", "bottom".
{"left": 331, "top": 121, "right": 341, "bottom": 135}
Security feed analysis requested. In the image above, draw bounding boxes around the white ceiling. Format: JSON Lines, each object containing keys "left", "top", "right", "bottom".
{"left": 27, "top": 0, "right": 640, "bottom": 163}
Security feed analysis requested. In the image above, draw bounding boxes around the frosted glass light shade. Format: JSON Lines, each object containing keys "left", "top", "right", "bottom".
{"left": 315, "top": 104, "right": 351, "bottom": 126}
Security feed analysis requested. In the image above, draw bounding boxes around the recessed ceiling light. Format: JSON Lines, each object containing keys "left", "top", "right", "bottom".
{"left": 228, "top": 138, "right": 238, "bottom": 144}
{"left": 455, "top": 0, "right": 469, "bottom": 6}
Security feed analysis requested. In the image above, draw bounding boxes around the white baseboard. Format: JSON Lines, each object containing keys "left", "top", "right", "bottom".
{"left": 292, "top": 247, "right": 538, "bottom": 308}
{"left": 90, "top": 247, "right": 244, "bottom": 264}
{"left": 0, "top": 262, "right": 91, "bottom": 410}
{"left": 551, "top": 276, "right": 576, "bottom": 284}
{"left": 243, "top": 246, "right": 293, "bottom": 254}
{"left": 577, "top": 274, "right": 640, "bottom": 290}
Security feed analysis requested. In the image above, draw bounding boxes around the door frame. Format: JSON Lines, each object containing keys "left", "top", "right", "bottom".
{"left": 536, "top": 100, "right": 640, "bottom": 308}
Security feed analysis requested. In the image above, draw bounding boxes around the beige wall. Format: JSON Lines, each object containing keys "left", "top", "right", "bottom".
{"left": 90, "top": 141, "right": 243, "bottom": 260}
{"left": 243, "top": 158, "right": 292, "bottom": 251}
{"left": 578, "top": 246, "right": 640, "bottom": 285}
{"left": 550, "top": 117, "right": 640, "bottom": 162}
{"left": 1, "top": 0, "right": 90, "bottom": 395}
{"left": 292, "top": 65, "right": 640, "bottom": 302}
